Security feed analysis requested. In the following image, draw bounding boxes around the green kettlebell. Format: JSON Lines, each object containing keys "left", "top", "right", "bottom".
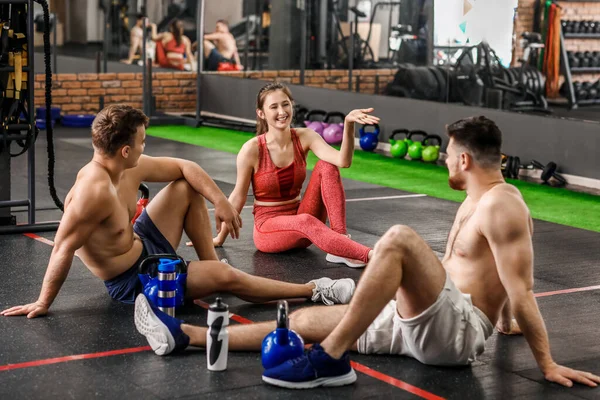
{"left": 407, "top": 130, "right": 427, "bottom": 160}
{"left": 422, "top": 134, "right": 442, "bottom": 163}
{"left": 389, "top": 129, "right": 409, "bottom": 158}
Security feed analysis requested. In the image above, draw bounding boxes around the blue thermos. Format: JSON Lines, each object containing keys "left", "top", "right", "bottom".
{"left": 138, "top": 254, "right": 188, "bottom": 314}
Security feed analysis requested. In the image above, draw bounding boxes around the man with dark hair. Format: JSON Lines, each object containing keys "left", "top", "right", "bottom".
{"left": 1, "top": 105, "right": 358, "bottom": 319}
{"left": 199, "top": 19, "right": 242, "bottom": 71}
{"left": 134, "top": 116, "right": 599, "bottom": 389}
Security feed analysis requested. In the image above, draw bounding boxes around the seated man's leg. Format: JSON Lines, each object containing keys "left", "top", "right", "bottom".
{"left": 261, "top": 225, "right": 447, "bottom": 388}
{"left": 321, "top": 225, "right": 446, "bottom": 358}
{"left": 203, "top": 42, "right": 225, "bottom": 71}
{"left": 186, "top": 304, "right": 350, "bottom": 350}
{"left": 184, "top": 260, "right": 353, "bottom": 304}
{"left": 135, "top": 290, "right": 350, "bottom": 355}
{"left": 145, "top": 179, "right": 218, "bottom": 261}
{"left": 203, "top": 39, "right": 215, "bottom": 58}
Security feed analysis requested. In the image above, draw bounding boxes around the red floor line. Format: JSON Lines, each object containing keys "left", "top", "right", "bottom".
{"left": 0, "top": 302, "right": 445, "bottom": 400}
{"left": 23, "top": 233, "right": 55, "bottom": 246}
{"left": 194, "top": 300, "right": 253, "bottom": 324}
{"left": 534, "top": 285, "right": 600, "bottom": 298}
{"left": 350, "top": 362, "right": 445, "bottom": 400}
{"left": 194, "top": 300, "right": 444, "bottom": 399}
{"left": 0, "top": 346, "right": 151, "bottom": 372}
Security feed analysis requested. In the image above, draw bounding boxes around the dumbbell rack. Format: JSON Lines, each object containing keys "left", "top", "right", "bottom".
{"left": 558, "top": 13, "right": 600, "bottom": 108}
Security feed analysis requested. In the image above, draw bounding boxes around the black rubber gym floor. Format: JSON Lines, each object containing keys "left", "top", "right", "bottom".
{"left": 1, "top": 128, "right": 600, "bottom": 399}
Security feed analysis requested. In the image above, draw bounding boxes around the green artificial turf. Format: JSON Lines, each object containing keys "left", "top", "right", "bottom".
{"left": 147, "top": 125, "right": 600, "bottom": 233}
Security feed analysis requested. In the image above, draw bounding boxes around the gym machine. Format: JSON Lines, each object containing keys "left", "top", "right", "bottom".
{"left": 0, "top": 0, "right": 61, "bottom": 234}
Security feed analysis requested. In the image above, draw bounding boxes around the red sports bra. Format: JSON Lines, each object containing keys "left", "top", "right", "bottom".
{"left": 252, "top": 129, "right": 307, "bottom": 202}
{"left": 163, "top": 38, "right": 185, "bottom": 54}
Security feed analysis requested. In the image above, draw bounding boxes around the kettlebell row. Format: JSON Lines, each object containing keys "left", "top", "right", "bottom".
{"left": 388, "top": 129, "right": 443, "bottom": 162}
{"left": 294, "top": 105, "right": 443, "bottom": 162}
{"left": 293, "top": 106, "right": 347, "bottom": 145}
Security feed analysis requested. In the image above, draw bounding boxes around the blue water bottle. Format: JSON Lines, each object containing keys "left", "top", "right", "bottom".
{"left": 157, "top": 258, "right": 178, "bottom": 317}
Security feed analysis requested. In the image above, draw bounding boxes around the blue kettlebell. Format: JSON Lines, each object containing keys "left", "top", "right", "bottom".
{"left": 359, "top": 123, "right": 380, "bottom": 152}
{"left": 138, "top": 254, "right": 188, "bottom": 309}
{"left": 261, "top": 300, "right": 305, "bottom": 369}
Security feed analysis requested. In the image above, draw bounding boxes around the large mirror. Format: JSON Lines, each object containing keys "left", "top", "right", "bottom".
{"left": 195, "top": 0, "right": 600, "bottom": 124}
{"left": 34, "top": 0, "right": 600, "bottom": 124}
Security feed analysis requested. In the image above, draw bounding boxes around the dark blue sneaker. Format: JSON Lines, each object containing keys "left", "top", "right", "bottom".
{"left": 134, "top": 294, "right": 190, "bottom": 355}
{"left": 262, "top": 343, "right": 357, "bottom": 389}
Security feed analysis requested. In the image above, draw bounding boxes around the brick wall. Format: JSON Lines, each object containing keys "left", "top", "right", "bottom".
{"left": 34, "top": 69, "right": 397, "bottom": 115}
{"left": 515, "top": 0, "right": 600, "bottom": 85}
{"left": 513, "top": 0, "right": 535, "bottom": 65}
{"left": 33, "top": 72, "right": 197, "bottom": 114}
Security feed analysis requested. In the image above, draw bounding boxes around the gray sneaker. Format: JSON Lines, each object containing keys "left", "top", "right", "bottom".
{"left": 309, "top": 277, "right": 356, "bottom": 305}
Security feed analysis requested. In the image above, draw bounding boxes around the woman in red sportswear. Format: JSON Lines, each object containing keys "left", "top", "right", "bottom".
{"left": 151, "top": 19, "right": 195, "bottom": 71}
{"left": 199, "top": 82, "right": 378, "bottom": 267}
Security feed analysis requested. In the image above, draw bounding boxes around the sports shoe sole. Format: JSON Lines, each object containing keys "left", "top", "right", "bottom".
{"left": 134, "top": 294, "right": 175, "bottom": 356}
{"left": 262, "top": 369, "right": 357, "bottom": 389}
{"left": 326, "top": 254, "right": 367, "bottom": 268}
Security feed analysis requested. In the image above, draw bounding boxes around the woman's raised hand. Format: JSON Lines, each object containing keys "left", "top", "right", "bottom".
{"left": 344, "top": 108, "right": 380, "bottom": 125}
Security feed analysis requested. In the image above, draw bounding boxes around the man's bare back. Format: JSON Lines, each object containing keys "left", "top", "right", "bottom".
{"left": 443, "top": 183, "right": 532, "bottom": 325}
{"left": 66, "top": 162, "right": 144, "bottom": 281}
{"left": 212, "top": 32, "right": 236, "bottom": 59}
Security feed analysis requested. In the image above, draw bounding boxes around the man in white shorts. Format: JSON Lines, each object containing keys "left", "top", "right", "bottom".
{"left": 133, "top": 116, "right": 600, "bottom": 390}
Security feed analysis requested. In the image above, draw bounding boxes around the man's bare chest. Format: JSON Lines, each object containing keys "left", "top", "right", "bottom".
{"left": 446, "top": 207, "right": 486, "bottom": 259}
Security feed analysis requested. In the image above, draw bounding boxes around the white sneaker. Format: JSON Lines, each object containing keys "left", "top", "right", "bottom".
{"left": 325, "top": 254, "right": 367, "bottom": 268}
{"left": 326, "top": 234, "right": 367, "bottom": 268}
{"left": 309, "top": 277, "right": 356, "bottom": 305}
{"left": 134, "top": 294, "right": 190, "bottom": 356}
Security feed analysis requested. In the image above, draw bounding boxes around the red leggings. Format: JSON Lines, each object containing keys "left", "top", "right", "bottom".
{"left": 253, "top": 161, "right": 371, "bottom": 262}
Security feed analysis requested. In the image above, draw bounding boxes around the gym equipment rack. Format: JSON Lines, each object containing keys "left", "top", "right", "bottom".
{"left": 0, "top": 0, "right": 59, "bottom": 234}
{"left": 556, "top": 2, "right": 600, "bottom": 109}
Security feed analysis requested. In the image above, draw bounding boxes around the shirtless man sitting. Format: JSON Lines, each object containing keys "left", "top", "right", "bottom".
{"left": 133, "top": 116, "right": 600, "bottom": 389}
{"left": 200, "top": 20, "right": 242, "bottom": 71}
{"left": 0, "top": 105, "right": 357, "bottom": 320}
{"left": 121, "top": 14, "right": 155, "bottom": 65}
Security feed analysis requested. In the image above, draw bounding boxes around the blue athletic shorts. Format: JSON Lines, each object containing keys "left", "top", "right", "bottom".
{"left": 206, "top": 48, "right": 235, "bottom": 71}
{"left": 103, "top": 209, "right": 179, "bottom": 304}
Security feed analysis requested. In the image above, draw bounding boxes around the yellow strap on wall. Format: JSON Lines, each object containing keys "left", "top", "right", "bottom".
{"left": 6, "top": 52, "right": 14, "bottom": 98}
{"left": 14, "top": 52, "right": 22, "bottom": 99}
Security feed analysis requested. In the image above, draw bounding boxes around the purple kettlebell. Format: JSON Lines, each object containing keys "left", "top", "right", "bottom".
{"left": 322, "top": 111, "right": 346, "bottom": 144}
{"left": 304, "top": 109, "right": 327, "bottom": 136}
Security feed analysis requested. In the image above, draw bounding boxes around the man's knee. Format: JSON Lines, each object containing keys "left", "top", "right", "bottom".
{"left": 289, "top": 307, "right": 311, "bottom": 331}
{"left": 375, "top": 225, "right": 418, "bottom": 254}
{"left": 214, "top": 262, "right": 240, "bottom": 290}
{"left": 203, "top": 40, "right": 214, "bottom": 54}
{"left": 169, "top": 179, "right": 205, "bottom": 203}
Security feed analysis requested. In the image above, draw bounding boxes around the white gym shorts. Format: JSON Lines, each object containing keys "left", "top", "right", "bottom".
{"left": 357, "top": 273, "right": 494, "bottom": 366}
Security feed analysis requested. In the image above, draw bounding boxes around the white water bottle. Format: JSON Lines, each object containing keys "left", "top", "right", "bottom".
{"left": 206, "top": 297, "right": 229, "bottom": 371}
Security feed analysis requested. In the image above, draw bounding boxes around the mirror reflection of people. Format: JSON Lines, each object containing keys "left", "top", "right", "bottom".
{"left": 199, "top": 19, "right": 242, "bottom": 71}
{"left": 121, "top": 14, "right": 155, "bottom": 65}
{"left": 152, "top": 19, "right": 196, "bottom": 71}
